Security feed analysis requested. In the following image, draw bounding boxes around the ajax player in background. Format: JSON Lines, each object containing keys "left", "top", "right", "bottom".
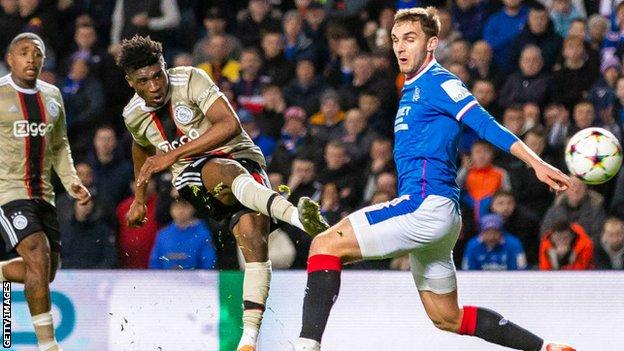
{"left": 291, "top": 8, "right": 576, "bottom": 351}
{"left": 117, "top": 35, "right": 328, "bottom": 351}
{"left": 0, "top": 33, "right": 91, "bottom": 351}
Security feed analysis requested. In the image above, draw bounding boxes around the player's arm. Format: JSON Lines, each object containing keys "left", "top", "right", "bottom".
{"left": 127, "top": 141, "right": 155, "bottom": 227}
{"left": 50, "top": 97, "right": 91, "bottom": 205}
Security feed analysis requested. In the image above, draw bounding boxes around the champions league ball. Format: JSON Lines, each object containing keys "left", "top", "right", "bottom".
{"left": 565, "top": 127, "right": 623, "bottom": 185}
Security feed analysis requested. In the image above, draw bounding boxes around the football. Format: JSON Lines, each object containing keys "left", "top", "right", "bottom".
{"left": 565, "top": 127, "right": 623, "bottom": 185}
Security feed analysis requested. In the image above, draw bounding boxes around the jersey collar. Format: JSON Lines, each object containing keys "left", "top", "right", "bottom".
{"left": 3, "top": 74, "right": 40, "bottom": 94}
{"left": 139, "top": 88, "right": 173, "bottom": 112}
{"left": 404, "top": 58, "right": 437, "bottom": 85}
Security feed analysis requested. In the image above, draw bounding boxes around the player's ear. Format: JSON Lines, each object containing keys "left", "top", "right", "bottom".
{"left": 426, "top": 36, "right": 439, "bottom": 53}
{"left": 125, "top": 74, "right": 135, "bottom": 88}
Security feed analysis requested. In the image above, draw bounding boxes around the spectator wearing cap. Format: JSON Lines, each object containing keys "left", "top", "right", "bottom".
{"left": 236, "top": 0, "right": 281, "bottom": 48}
{"left": 260, "top": 28, "right": 295, "bottom": 86}
{"left": 193, "top": 7, "right": 242, "bottom": 65}
{"left": 197, "top": 34, "right": 240, "bottom": 84}
{"left": 238, "top": 108, "right": 276, "bottom": 161}
{"left": 541, "top": 176, "right": 606, "bottom": 241}
{"left": 539, "top": 220, "right": 594, "bottom": 270}
{"left": 483, "top": 0, "right": 529, "bottom": 74}
{"left": 462, "top": 214, "right": 528, "bottom": 271}
{"left": 268, "top": 106, "right": 322, "bottom": 178}
{"left": 283, "top": 59, "right": 329, "bottom": 116}
{"left": 499, "top": 45, "right": 551, "bottom": 109}
{"left": 508, "top": 3, "right": 563, "bottom": 74}
{"left": 594, "top": 217, "right": 624, "bottom": 269}
{"left": 489, "top": 190, "right": 541, "bottom": 266}
{"left": 309, "top": 89, "right": 345, "bottom": 142}
{"left": 589, "top": 55, "right": 620, "bottom": 116}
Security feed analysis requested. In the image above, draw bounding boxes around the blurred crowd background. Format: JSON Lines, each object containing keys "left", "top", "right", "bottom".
{"left": 1, "top": 0, "right": 624, "bottom": 272}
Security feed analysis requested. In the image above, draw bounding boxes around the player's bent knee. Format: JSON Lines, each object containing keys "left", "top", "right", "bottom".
{"left": 309, "top": 233, "right": 340, "bottom": 257}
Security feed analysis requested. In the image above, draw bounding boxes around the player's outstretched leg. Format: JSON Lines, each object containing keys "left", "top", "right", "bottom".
{"left": 418, "top": 289, "right": 575, "bottom": 351}
{"left": 201, "top": 159, "right": 329, "bottom": 236}
{"left": 291, "top": 218, "right": 363, "bottom": 351}
{"left": 232, "top": 212, "right": 272, "bottom": 351}
{"left": 14, "top": 233, "right": 62, "bottom": 351}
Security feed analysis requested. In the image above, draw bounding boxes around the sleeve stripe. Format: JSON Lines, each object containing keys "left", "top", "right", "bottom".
{"left": 455, "top": 100, "right": 479, "bottom": 121}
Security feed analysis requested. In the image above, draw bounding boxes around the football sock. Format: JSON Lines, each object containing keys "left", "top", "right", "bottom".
{"left": 32, "top": 311, "right": 58, "bottom": 351}
{"left": 232, "top": 174, "right": 305, "bottom": 231}
{"left": 237, "top": 261, "right": 272, "bottom": 349}
{"left": 299, "top": 254, "right": 342, "bottom": 343}
{"left": 459, "top": 306, "right": 544, "bottom": 351}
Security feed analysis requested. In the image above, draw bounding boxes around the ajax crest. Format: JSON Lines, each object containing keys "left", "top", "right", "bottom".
{"left": 174, "top": 105, "right": 193, "bottom": 124}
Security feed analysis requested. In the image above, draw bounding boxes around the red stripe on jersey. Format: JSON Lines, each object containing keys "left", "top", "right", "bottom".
{"left": 35, "top": 93, "right": 47, "bottom": 195}
{"left": 17, "top": 93, "right": 33, "bottom": 198}
{"left": 169, "top": 103, "right": 184, "bottom": 136}
{"left": 150, "top": 112, "right": 168, "bottom": 141}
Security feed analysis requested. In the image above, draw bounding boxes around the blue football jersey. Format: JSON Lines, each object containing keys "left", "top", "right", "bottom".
{"left": 394, "top": 59, "right": 479, "bottom": 203}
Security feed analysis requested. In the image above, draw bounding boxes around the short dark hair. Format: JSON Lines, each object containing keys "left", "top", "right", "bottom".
{"left": 493, "top": 189, "right": 515, "bottom": 200}
{"left": 117, "top": 35, "right": 163, "bottom": 73}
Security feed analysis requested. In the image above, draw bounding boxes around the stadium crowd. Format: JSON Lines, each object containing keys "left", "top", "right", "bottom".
{"left": 1, "top": 0, "right": 624, "bottom": 271}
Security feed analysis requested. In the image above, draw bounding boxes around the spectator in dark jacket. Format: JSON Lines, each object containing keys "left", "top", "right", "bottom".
{"left": 594, "top": 217, "right": 624, "bottom": 270}
{"left": 508, "top": 4, "right": 563, "bottom": 73}
{"left": 330, "top": 108, "right": 375, "bottom": 168}
{"left": 260, "top": 29, "right": 294, "bottom": 86}
{"left": 452, "top": 0, "right": 489, "bottom": 43}
{"left": 318, "top": 140, "right": 362, "bottom": 208}
{"left": 256, "top": 84, "right": 286, "bottom": 140}
{"left": 490, "top": 190, "right": 541, "bottom": 266}
{"left": 236, "top": 0, "right": 280, "bottom": 48}
{"left": 282, "top": 10, "right": 317, "bottom": 63}
{"left": 283, "top": 59, "right": 328, "bottom": 116}
{"left": 499, "top": 45, "right": 551, "bottom": 108}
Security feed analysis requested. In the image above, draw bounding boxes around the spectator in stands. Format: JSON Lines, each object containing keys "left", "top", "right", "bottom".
{"left": 589, "top": 56, "right": 619, "bottom": 116}
{"left": 523, "top": 102, "right": 541, "bottom": 131}
{"left": 490, "top": 190, "right": 541, "bottom": 266}
{"left": 506, "top": 127, "right": 556, "bottom": 216}
{"left": 233, "top": 47, "right": 270, "bottom": 115}
{"left": 283, "top": 9, "right": 316, "bottom": 63}
{"left": 449, "top": 39, "right": 471, "bottom": 67}
{"left": 359, "top": 90, "right": 393, "bottom": 138}
{"left": 303, "top": 1, "right": 328, "bottom": 61}
{"left": 541, "top": 176, "right": 606, "bottom": 240}
{"left": 172, "top": 52, "right": 192, "bottom": 67}
{"left": 287, "top": 156, "right": 323, "bottom": 204}
{"left": 570, "top": 100, "right": 596, "bottom": 136}
{"left": 539, "top": 220, "right": 594, "bottom": 270}
{"left": 332, "top": 108, "right": 375, "bottom": 167}
{"left": 499, "top": 45, "right": 551, "bottom": 108}
{"left": 340, "top": 53, "right": 397, "bottom": 109}
{"left": 458, "top": 140, "right": 512, "bottom": 222}
{"left": 502, "top": 105, "right": 526, "bottom": 137}
{"left": 543, "top": 102, "right": 571, "bottom": 149}
{"left": 236, "top": 0, "right": 280, "bottom": 48}
{"left": 61, "top": 58, "right": 105, "bottom": 158}
{"left": 57, "top": 163, "right": 117, "bottom": 268}
{"left": 587, "top": 14, "right": 608, "bottom": 53}
{"left": 62, "top": 24, "right": 106, "bottom": 78}
{"left": 238, "top": 108, "right": 276, "bottom": 161}
{"left": 435, "top": 9, "right": 462, "bottom": 66}
{"left": 283, "top": 58, "right": 328, "bottom": 116}
{"left": 192, "top": 7, "right": 241, "bottom": 65}
{"left": 468, "top": 41, "right": 498, "bottom": 85}
{"left": 483, "top": 0, "right": 529, "bottom": 73}
{"left": 447, "top": 62, "right": 472, "bottom": 85}
{"left": 256, "top": 84, "right": 286, "bottom": 140}
{"left": 551, "top": 36, "right": 600, "bottom": 110}
{"left": 116, "top": 179, "right": 160, "bottom": 269}
{"left": 196, "top": 34, "right": 240, "bottom": 84}
{"left": 550, "top": 0, "right": 585, "bottom": 37}
{"left": 509, "top": 3, "right": 563, "bottom": 73}
{"left": 17, "top": 0, "right": 61, "bottom": 59}
{"left": 0, "top": 0, "right": 22, "bottom": 55}
{"left": 87, "top": 126, "right": 133, "bottom": 223}
{"left": 319, "top": 182, "right": 348, "bottom": 225}
{"left": 261, "top": 28, "right": 294, "bottom": 86}
{"left": 110, "top": 0, "right": 180, "bottom": 50}
{"left": 149, "top": 199, "right": 216, "bottom": 270}
{"left": 318, "top": 140, "right": 361, "bottom": 208}
{"left": 269, "top": 106, "right": 321, "bottom": 177}
{"left": 374, "top": 172, "right": 397, "bottom": 199}
{"left": 309, "top": 89, "right": 345, "bottom": 141}
{"left": 462, "top": 214, "right": 528, "bottom": 271}
{"left": 471, "top": 79, "right": 501, "bottom": 119}
{"left": 452, "top": 0, "right": 489, "bottom": 43}
{"left": 594, "top": 217, "right": 624, "bottom": 269}
{"left": 325, "top": 34, "right": 359, "bottom": 88}
{"left": 362, "top": 6, "right": 394, "bottom": 53}
{"left": 362, "top": 138, "right": 394, "bottom": 202}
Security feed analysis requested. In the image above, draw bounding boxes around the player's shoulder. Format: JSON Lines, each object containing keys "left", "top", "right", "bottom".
{"left": 122, "top": 94, "right": 146, "bottom": 119}
{"left": 424, "top": 65, "right": 471, "bottom": 102}
{"left": 168, "top": 66, "right": 211, "bottom": 85}
{"left": 36, "top": 79, "right": 62, "bottom": 98}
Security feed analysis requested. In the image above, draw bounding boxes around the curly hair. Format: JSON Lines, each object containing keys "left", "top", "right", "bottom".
{"left": 116, "top": 35, "right": 163, "bottom": 73}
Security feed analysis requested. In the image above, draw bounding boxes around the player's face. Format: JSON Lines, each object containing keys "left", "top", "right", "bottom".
{"left": 7, "top": 39, "right": 44, "bottom": 86}
{"left": 126, "top": 62, "right": 169, "bottom": 107}
{"left": 391, "top": 21, "right": 437, "bottom": 76}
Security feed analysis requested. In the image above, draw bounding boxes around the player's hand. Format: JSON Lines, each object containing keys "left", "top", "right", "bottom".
{"left": 532, "top": 161, "right": 571, "bottom": 193}
{"left": 126, "top": 200, "right": 148, "bottom": 227}
{"left": 136, "top": 152, "right": 177, "bottom": 186}
{"left": 70, "top": 182, "right": 91, "bottom": 206}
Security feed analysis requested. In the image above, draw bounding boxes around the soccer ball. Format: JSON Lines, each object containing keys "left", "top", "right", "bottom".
{"left": 565, "top": 127, "right": 623, "bottom": 185}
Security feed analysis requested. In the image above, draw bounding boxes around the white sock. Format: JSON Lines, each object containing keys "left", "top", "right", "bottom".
{"left": 237, "top": 326, "right": 259, "bottom": 349}
{"left": 32, "top": 312, "right": 57, "bottom": 351}
{"left": 232, "top": 174, "right": 305, "bottom": 231}
{"left": 292, "top": 337, "right": 320, "bottom": 351}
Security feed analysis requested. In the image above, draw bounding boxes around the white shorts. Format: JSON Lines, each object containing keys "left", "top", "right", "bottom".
{"left": 349, "top": 195, "right": 461, "bottom": 293}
